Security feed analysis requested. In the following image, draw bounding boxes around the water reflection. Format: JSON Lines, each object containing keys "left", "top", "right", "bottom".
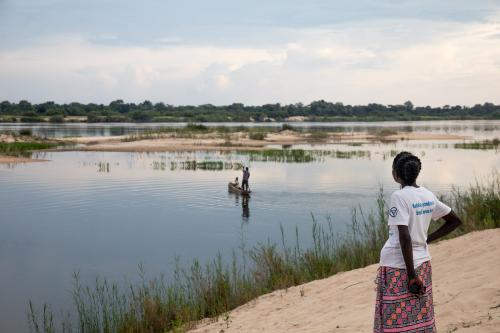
{"left": 232, "top": 192, "right": 251, "bottom": 223}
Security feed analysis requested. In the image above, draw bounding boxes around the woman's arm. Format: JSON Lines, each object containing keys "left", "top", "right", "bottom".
{"left": 398, "top": 225, "right": 425, "bottom": 294}
{"left": 397, "top": 225, "right": 416, "bottom": 279}
{"left": 427, "top": 210, "right": 462, "bottom": 244}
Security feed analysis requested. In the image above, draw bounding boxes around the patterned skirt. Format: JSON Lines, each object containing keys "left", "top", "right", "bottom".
{"left": 373, "top": 261, "right": 436, "bottom": 333}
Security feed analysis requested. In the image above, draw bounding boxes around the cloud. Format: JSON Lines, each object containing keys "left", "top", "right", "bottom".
{"left": 0, "top": 10, "right": 500, "bottom": 105}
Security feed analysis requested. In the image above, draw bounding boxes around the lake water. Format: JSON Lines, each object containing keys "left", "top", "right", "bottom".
{"left": 0, "top": 119, "right": 498, "bottom": 139}
{"left": 0, "top": 120, "right": 499, "bottom": 331}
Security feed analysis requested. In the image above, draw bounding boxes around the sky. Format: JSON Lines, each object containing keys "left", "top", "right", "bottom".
{"left": 1, "top": 0, "right": 500, "bottom": 106}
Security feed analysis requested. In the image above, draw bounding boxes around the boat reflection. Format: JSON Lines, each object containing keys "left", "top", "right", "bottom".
{"left": 242, "top": 195, "right": 250, "bottom": 222}
{"left": 232, "top": 191, "right": 250, "bottom": 223}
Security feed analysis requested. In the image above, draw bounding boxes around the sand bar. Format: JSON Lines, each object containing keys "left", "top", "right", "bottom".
{"left": 0, "top": 155, "right": 49, "bottom": 164}
{"left": 71, "top": 131, "right": 469, "bottom": 153}
{"left": 190, "top": 229, "right": 500, "bottom": 333}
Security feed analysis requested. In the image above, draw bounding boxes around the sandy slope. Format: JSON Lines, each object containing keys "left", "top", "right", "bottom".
{"left": 190, "top": 229, "right": 500, "bottom": 333}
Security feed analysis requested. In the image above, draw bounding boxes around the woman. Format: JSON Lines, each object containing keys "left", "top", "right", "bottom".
{"left": 374, "top": 152, "right": 462, "bottom": 332}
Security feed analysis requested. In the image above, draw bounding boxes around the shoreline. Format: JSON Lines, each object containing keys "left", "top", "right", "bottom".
{"left": 189, "top": 229, "right": 500, "bottom": 333}
{"left": 0, "top": 155, "right": 49, "bottom": 164}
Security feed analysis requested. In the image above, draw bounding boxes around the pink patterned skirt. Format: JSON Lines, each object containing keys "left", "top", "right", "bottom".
{"left": 373, "top": 261, "right": 436, "bottom": 332}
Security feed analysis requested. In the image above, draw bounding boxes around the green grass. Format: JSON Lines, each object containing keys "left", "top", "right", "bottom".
{"left": 28, "top": 175, "right": 500, "bottom": 333}
{"left": 447, "top": 172, "right": 500, "bottom": 232}
{"left": 0, "top": 141, "right": 59, "bottom": 157}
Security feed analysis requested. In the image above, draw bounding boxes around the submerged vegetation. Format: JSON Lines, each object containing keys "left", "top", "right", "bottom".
{"left": 28, "top": 175, "right": 500, "bottom": 333}
{"left": 238, "top": 149, "right": 317, "bottom": 163}
{"left": 148, "top": 149, "right": 372, "bottom": 171}
{"left": 237, "top": 149, "right": 371, "bottom": 163}
{"left": 152, "top": 160, "right": 244, "bottom": 171}
{"left": 454, "top": 138, "right": 499, "bottom": 150}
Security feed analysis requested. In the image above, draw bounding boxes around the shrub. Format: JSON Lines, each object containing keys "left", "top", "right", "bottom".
{"left": 49, "top": 115, "right": 65, "bottom": 123}
{"left": 20, "top": 116, "right": 45, "bottom": 123}
{"left": 281, "top": 123, "right": 295, "bottom": 131}
{"left": 19, "top": 128, "right": 32, "bottom": 136}
{"left": 308, "top": 131, "right": 328, "bottom": 141}
{"left": 249, "top": 132, "right": 267, "bottom": 140}
{"left": 185, "top": 123, "right": 209, "bottom": 132}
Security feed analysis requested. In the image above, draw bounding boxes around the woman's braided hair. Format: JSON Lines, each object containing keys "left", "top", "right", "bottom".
{"left": 392, "top": 151, "right": 422, "bottom": 186}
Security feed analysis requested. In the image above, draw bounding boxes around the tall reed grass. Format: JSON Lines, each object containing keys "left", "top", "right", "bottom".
{"left": 28, "top": 175, "right": 499, "bottom": 333}
{"left": 0, "top": 142, "right": 59, "bottom": 157}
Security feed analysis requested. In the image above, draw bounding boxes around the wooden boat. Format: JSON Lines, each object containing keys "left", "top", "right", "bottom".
{"left": 228, "top": 182, "right": 251, "bottom": 195}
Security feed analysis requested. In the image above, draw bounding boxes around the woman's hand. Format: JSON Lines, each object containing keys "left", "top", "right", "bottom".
{"left": 408, "top": 277, "right": 425, "bottom": 295}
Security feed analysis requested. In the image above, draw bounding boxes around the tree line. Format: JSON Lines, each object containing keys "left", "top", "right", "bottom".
{"left": 1, "top": 100, "right": 499, "bottom": 122}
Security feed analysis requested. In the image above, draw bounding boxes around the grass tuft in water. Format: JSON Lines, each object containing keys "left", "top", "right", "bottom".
{"left": 454, "top": 138, "right": 499, "bottom": 150}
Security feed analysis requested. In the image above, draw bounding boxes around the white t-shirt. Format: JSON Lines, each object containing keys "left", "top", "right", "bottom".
{"left": 379, "top": 186, "right": 451, "bottom": 269}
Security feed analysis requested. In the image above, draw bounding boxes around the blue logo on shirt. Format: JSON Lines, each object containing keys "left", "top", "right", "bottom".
{"left": 389, "top": 207, "right": 398, "bottom": 217}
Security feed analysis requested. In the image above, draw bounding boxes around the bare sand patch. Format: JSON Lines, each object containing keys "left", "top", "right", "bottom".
{"left": 285, "top": 116, "right": 309, "bottom": 122}
{"left": 189, "top": 229, "right": 500, "bottom": 333}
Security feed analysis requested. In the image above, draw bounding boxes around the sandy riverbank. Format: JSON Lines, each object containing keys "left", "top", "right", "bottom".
{"left": 0, "top": 155, "right": 48, "bottom": 164}
{"left": 189, "top": 229, "right": 500, "bottom": 333}
{"left": 67, "top": 131, "right": 469, "bottom": 153}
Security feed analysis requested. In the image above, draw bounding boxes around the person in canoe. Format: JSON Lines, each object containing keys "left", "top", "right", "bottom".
{"left": 230, "top": 177, "right": 240, "bottom": 189}
{"left": 242, "top": 167, "right": 250, "bottom": 192}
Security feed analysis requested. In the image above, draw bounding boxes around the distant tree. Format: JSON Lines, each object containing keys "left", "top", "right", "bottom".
{"left": 227, "top": 103, "right": 245, "bottom": 113}
{"left": 1, "top": 99, "right": 499, "bottom": 122}
{"left": 404, "top": 101, "right": 414, "bottom": 112}
{"left": 0, "top": 101, "right": 11, "bottom": 114}
{"left": 154, "top": 102, "right": 166, "bottom": 112}
{"left": 18, "top": 100, "right": 32, "bottom": 113}
{"left": 109, "top": 99, "right": 124, "bottom": 110}
{"left": 36, "top": 105, "right": 47, "bottom": 114}
{"left": 140, "top": 100, "right": 153, "bottom": 110}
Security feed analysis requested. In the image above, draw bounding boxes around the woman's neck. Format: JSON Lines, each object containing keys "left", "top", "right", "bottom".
{"left": 401, "top": 182, "right": 419, "bottom": 188}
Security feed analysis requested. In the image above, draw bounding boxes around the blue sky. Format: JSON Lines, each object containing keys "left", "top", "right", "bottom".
{"left": 1, "top": 0, "right": 500, "bottom": 105}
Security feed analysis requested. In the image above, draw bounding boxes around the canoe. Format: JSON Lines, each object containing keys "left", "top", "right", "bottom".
{"left": 228, "top": 182, "right": 251, "bottom": 195}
